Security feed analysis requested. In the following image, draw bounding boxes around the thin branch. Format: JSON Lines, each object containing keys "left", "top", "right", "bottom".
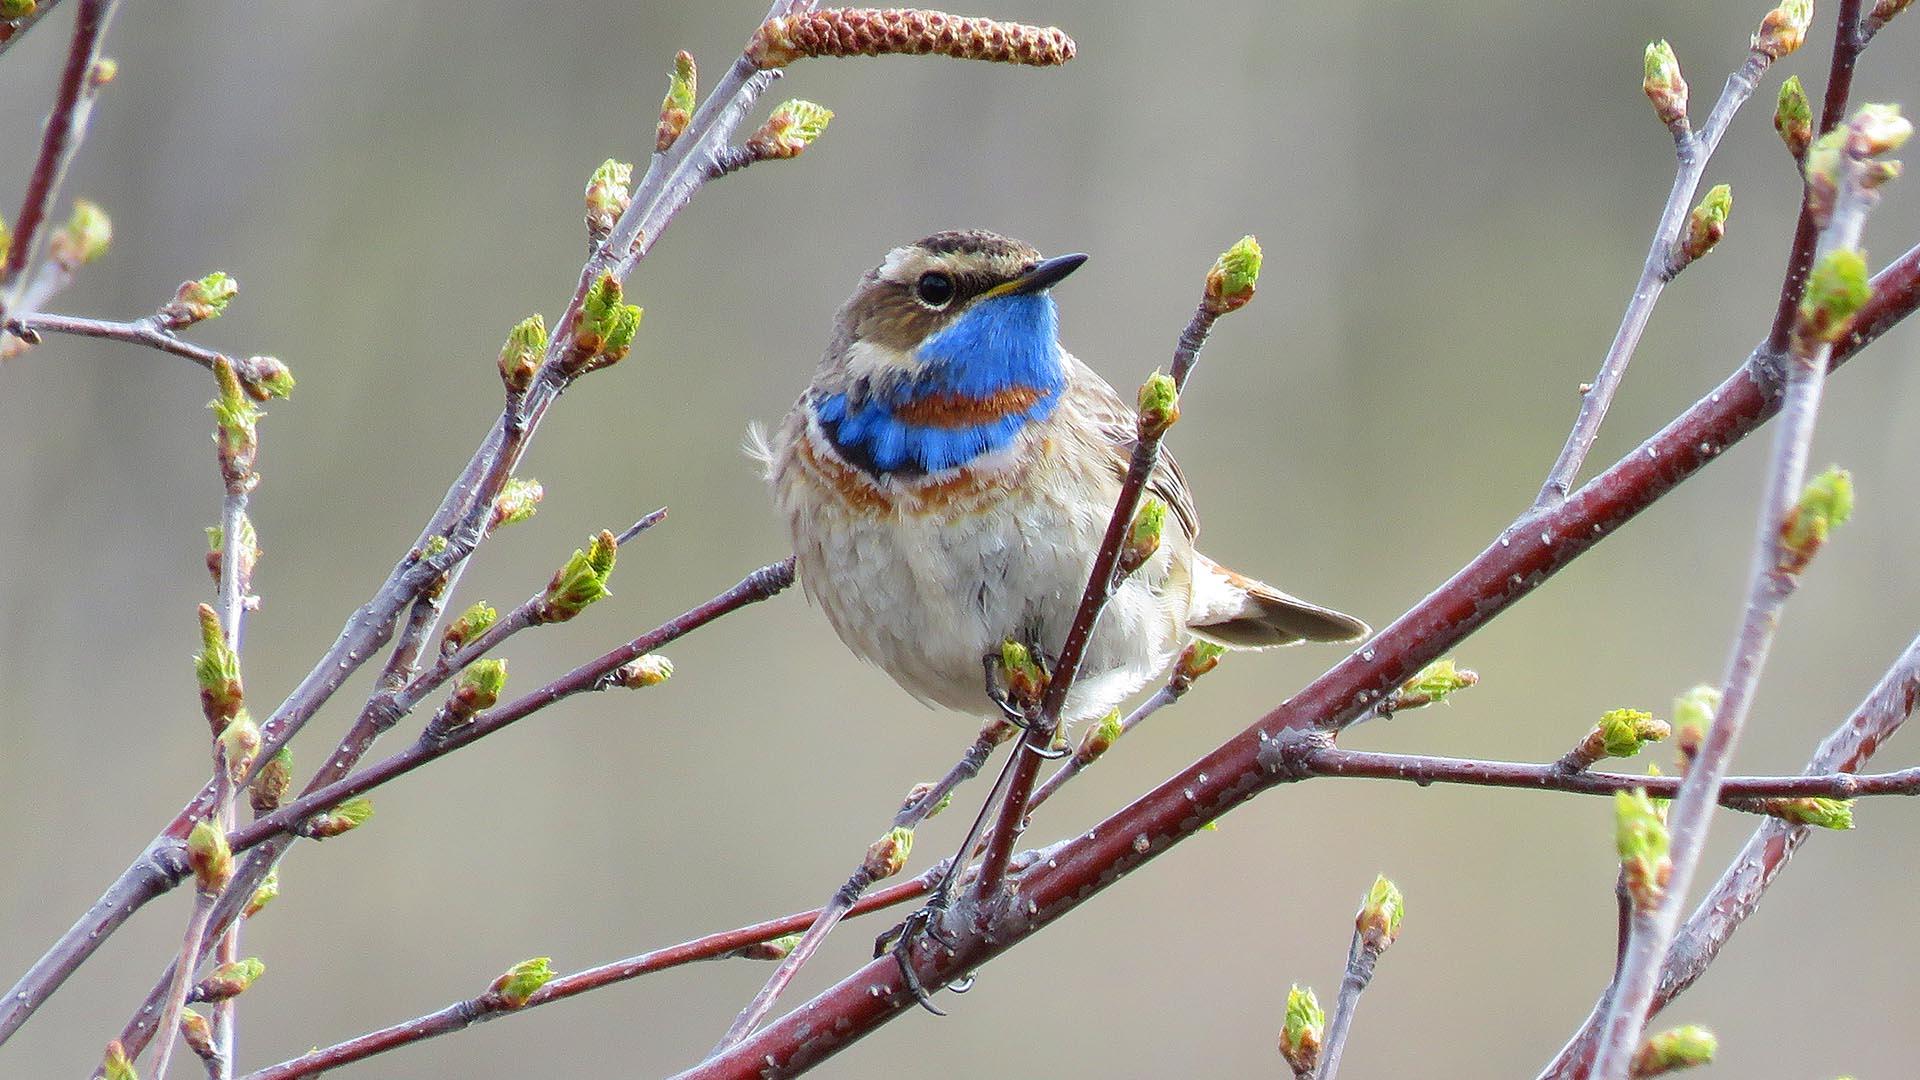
{"left": 677, "top": 240, "right": 1920, "bottom": 1079}
{"left": 1591, "top": 98, "right": 1893, "bottom": 1077}
{"left": 1536, "top": 41, "right": 1776, "bottom": 506}
{"left": 1317, "top": 909, "right": 1393, "bottom": 1080}
{"left": 0, "top": 0, "right": 116, "bottom": 313}
{"left": 235, "top": 872, "right": 933, "bottom": 1080}
{"left": 1031, "top": 684, "right": 1177, "bottom": 806}
{"left": 6, "top": 310, "right": 227, "bottom": 371}
{"left": 231, "top": 559, "right": 794, "bottom": 852}
{"left": 1538, "top": 630, "right": 1920, "bottom": 1079}
{"left": 975, "top": 295, "right": 1225, "bottom": 901}
{"left": 715, "top": 717, "right": 1012, "bottom": 1048}
{"left": 1765, "top": 0, "right": 1870, "bottom": 355}
{"left": 1309, "top": 743, "right": 1920, "bottom": 800}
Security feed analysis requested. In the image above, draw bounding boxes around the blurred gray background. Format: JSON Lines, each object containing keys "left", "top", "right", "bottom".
{"left": 4, "top": 2, "right": 1919, "bottom": 1076}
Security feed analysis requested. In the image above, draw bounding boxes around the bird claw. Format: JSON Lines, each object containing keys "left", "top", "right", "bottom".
{"left": 875, "top": 904, "right": 959, "bottom": 1016}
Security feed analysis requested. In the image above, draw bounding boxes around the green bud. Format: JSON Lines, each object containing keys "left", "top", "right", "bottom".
{"left": 584, "top": 159, "right": 633, "bottom": 240}
{"left": 615, "top": 653, "right": 673, "bottom": 688}
{"left": 1119, "top": 497, "right": 1168, "bottom": 576}
{"left": 1760, "top": 796, "right": 1855, "bottom": 830}
{"left": 1642, "top": 40, "right": 1687, "bottom": 128}
{"left": 1797, "top": 249, "right": 1872, "bottom": 346}
{"left": 1848, "top": 102, "right": 1913, "bottom": 158}
{"left": 244, "top": 868, "right": 279, "bottom": 918}
{"left": 192, "top": 957, "right": 264, "bottom": 1003}
{"left": 88, "top": 56, "right": 115, "bottom": 87}
{"left": 49, "top": 198, "right": 110, "bottom": 268}
{"left": 186, "top": 819, "right": 232, "bottom": 894}
{"left": 1678, "top": 184, "right": 1730, "bottom": 265}
{"left": 747, "top": 99, "right": 834, "bottom": 159}
{"left": 601, "top": 301, "right": 641, "bottom": 364}
{"left": 490, "top": 477, "right": 544, "bottom": 530}
{"left": 101, "top": 1040, "right": 136, "bottom": 1080}
{"left": 862, "top": 826, "right": 915, "bottom": 879}
{"left": 167, "top": 272, "right": 239, "bottom": 325}
{"left": 209, "top": 357, "right": 261, "bottom": 483}
{"left": 217, "top": 711, "right": 262, "bottom": 787}
{"left": 1754, "top": 0, "right": 1812, "bottom": 59}
{"left": 234, "top": 355, "right": 295, "bottom": 401}
{"left": 1279, "top": 984, "right": 1325, "bottom": 1077}
{"left": 442, "top": 601, "right": 499, "bottom": 656}
{"left": 1136, "top": 371, "right": 1179, "bottom": 439}
{"left": 204, "top": 511, "right": 260, "bottom": 588}
{"left": 1203, "top": 235, "right": 1262, "bottom": 314}
{"left": 1172, "top": 640, "right": 1226, "bottom": 692}
{"left": 250, "top": 746, "right": 292, "bottom": 815}
{"left": 1597, "top": 708, "right": 1671, "bottom": 759}
{"left": 1389, "top": 657, "right": 1478, "bottom": 711}
{"left": 490, "top": 956, "right": 555, "bottom": 1008}
{"left": 1357, "top": 874, "right": 1404, "bottom": 951}
{"left": 1631, "top": 1023, "right": 1717, "bottom": 1075}
{"left": 0, "top": 214, "right": 10, "bottom": 268}
{"left": 179, "top": 1008, "right": 216, "bottom": 1062}
{"left": 999, "top": 639, "right": 1047, "bottom": 709}
{"left": 542, "top": 530, "right": 617, "bottom": 620}
{"left": 1077, "top": 708, "right": 1124, "bottom": 762}
{"left": 194, "top": 603, "right": 243, "bottom": 726}
{"left": 572, "top": 274, "right": 643, "bottom": 369}
{"left": 1615, "top": 788, "right": 1671, "bottom": 908}
{"left": 656, "top": 50, "right": 697, "bottom": 152}
{"left": 1781, "top": 466, "right": 1854, "bottom": 563}
{"left": 1670, "top": 684, "right": 1720, "bottom": 760}
{"left": 306, "top": 796, "right": 373, "bottom": 839}
{"left": 497, "top": 314, "right": 547, "bottom": 394}
{"left": 734, "top": 933, "right": 801, "bottom": 960}
{"left": 1776, "top": 76, "right": 1813, "bottom": 160}
{"left": 452, "top": 657, "right": 508, "bottom": 717}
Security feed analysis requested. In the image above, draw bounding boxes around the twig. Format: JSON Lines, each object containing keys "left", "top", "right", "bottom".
{"left": 207, "top": 456, "right": 256, "bottom": 1079}
{"left": 149, "top": 872, "right": 221, "bottom": 1080}
{"left": 1536, "top": 36, "right": 1777, "bottom": 506}
{"left": 235, "top": 872, "right": 934, "bottom": 1080}
{"left": 974, "top": 275, "right": 1233, "bottom": 902}
{"left": 0, "top": 0, "right": 800, "bottom": 1041}
{"left": 1299, "top": 746, "right": 1920, "bottom": 802}
{"left": 0, "top": 0, "right": 116, "bottom": 314}
{"left": 231, "top": 559, "right": 794, "bottom": 853}
{"left": 1590, "top": 99, "right": 1898, "bottom": 1077}
{"left": 1765, "top": 0, "right": 1870, "bottom": 355}
{"left": 1316, "top": 879, "right": 1400, "bottom": 1080}
{"left": 1030, "top": 684, "right": 1177, "bottom": 807}
{"left": 714, "top": 717, "right": 1011, "bottom": 1048}
{"left": 1537, "top": 630, "right": 1920, "bottom": 1078}
{"left": 6, "top": 310, "right": 229, "bottom": 371}
{"left": 675, "top": 240, "right": 1920, "bottom": 1079}
{"left": 0, "top": 0, "right": 65, "bottom": 59}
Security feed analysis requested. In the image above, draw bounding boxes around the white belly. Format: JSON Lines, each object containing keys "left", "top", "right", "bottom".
{"left": 778, "top": 434, "right": 1189, "bottom": 724}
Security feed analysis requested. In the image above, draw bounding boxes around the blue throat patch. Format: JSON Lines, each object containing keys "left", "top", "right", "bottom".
{"left": 816, "top": 293, "right": 1065, "bottom": 477}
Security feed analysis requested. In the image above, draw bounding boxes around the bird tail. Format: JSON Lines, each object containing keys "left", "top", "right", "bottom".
{"left": 1186, "top": 555, "right": 1370, "bottom": 649}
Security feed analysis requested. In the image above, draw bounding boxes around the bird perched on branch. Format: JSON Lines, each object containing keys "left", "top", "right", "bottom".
{"left": 760, "top": 230, "right": 1366, "bottom": 724}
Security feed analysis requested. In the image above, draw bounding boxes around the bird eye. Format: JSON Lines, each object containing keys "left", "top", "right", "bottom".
{"left": 915, "top": 272, "right": 956, "bottom": 308}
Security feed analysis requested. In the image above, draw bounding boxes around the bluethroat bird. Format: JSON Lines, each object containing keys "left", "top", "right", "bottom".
{"left": 761, "top": 230, "right": 1368, "bottom": 727}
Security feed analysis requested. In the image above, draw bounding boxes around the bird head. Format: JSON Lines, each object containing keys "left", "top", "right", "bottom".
{"left": 823, "top": 230, "right": 1087, "bottom": 395}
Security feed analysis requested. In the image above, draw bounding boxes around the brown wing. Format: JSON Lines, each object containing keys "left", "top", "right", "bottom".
{"left": 1063, "top": 354, "right": 1200, "bottom": 540}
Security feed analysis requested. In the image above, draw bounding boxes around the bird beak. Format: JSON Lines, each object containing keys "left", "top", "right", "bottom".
{"left": 983, "top": 252, "right": 1089, "bottom": 298}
